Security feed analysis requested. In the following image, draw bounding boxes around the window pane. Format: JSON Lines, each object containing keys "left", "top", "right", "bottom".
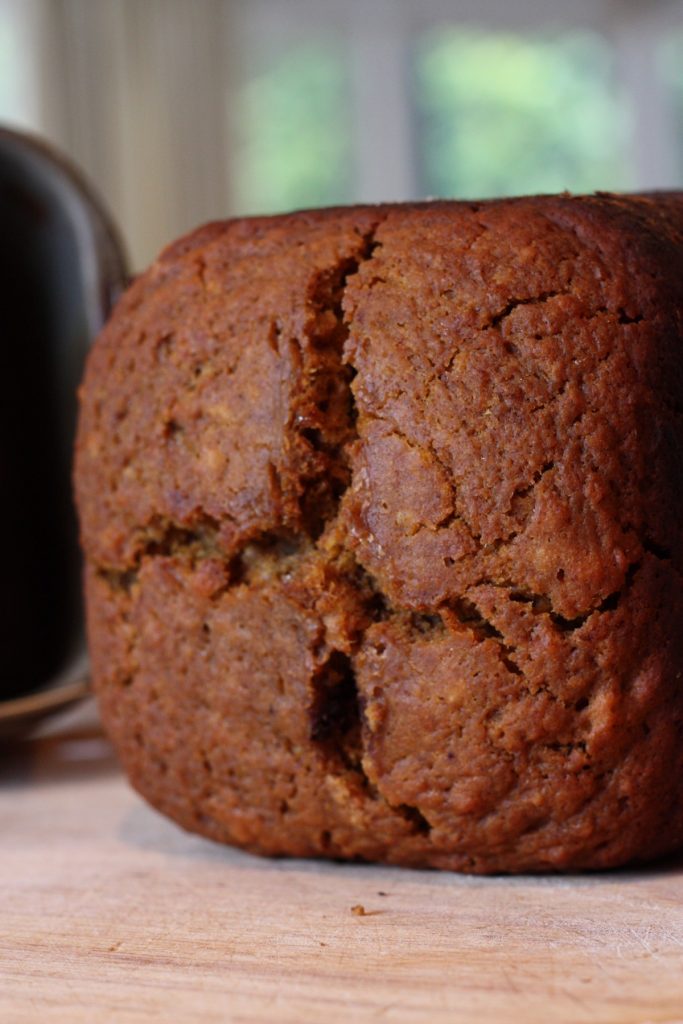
{"left": 415, "top": 28, "right": 631, "bottom": 199}
{"left": 0, "top": 0, "right": 41, "bottom": 132}
{"left": 661, "top": 33, "right": 683, "bottom": 181}
{"left": 234, "top": 39, "right": 351, "bottom": 215}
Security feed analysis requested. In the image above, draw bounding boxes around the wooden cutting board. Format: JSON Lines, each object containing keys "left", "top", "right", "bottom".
{"left": 1, "top": 702, "right": 682, "bottom": 1024}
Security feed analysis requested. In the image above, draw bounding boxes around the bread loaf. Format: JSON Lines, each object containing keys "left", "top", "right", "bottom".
{"left": 75, "top": 195, "right": 683, "bottom": 871}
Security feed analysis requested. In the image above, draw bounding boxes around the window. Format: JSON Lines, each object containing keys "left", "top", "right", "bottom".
{"left": 661, "top": 30, "right": 683, "bottom": 182}
{"left": 0, "top": 0, "right": 40, "bottom": 133}
{"left": 0, "top": 0, "right": 681, "bottom": 267}
{"left": 234, "top": 38, "right": 352, "bottom": 215}
{"left": 414, "top": 27, "right": 632, "bottom": 199}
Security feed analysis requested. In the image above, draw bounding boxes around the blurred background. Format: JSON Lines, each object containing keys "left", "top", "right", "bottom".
{"left": 1, "top": 0, "right": 682, "bottom": 268}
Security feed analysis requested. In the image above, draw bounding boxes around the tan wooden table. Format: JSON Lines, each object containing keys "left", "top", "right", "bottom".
{"left": 1, "top": 701, "right": 682, "bottom": 1024}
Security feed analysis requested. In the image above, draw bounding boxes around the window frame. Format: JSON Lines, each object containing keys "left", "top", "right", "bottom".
{"left": 241, "top": 0, "right": 683, "bottom": 202}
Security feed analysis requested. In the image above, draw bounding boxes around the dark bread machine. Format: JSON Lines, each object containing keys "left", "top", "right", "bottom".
{"left": 0, "top": 127, "right": 126, "bottom": 726}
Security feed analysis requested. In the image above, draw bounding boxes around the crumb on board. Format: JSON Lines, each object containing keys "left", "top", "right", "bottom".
{"left": 351, "top": 904, "right": 366, "bottom": 916}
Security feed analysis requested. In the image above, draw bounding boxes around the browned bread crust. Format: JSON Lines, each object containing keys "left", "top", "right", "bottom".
{"left": 75, "top": 194, "right": 683, "bottom": 872}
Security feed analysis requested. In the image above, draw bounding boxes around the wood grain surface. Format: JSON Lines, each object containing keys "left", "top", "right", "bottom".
{"left": 1, "top": 703, "right": 682, "bottom": 1024}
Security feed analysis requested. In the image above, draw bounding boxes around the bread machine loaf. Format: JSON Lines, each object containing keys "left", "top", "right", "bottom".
{"left": 75, "top": 195, "right": 683, "bottom": 872}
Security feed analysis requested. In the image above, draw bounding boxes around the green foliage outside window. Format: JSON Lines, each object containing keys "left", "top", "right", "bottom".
{"left": 415, "top": 29, "right": 631, "bottom": 199}
{"left": 234, "top": 41, "right": 351, "bottom": 215}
